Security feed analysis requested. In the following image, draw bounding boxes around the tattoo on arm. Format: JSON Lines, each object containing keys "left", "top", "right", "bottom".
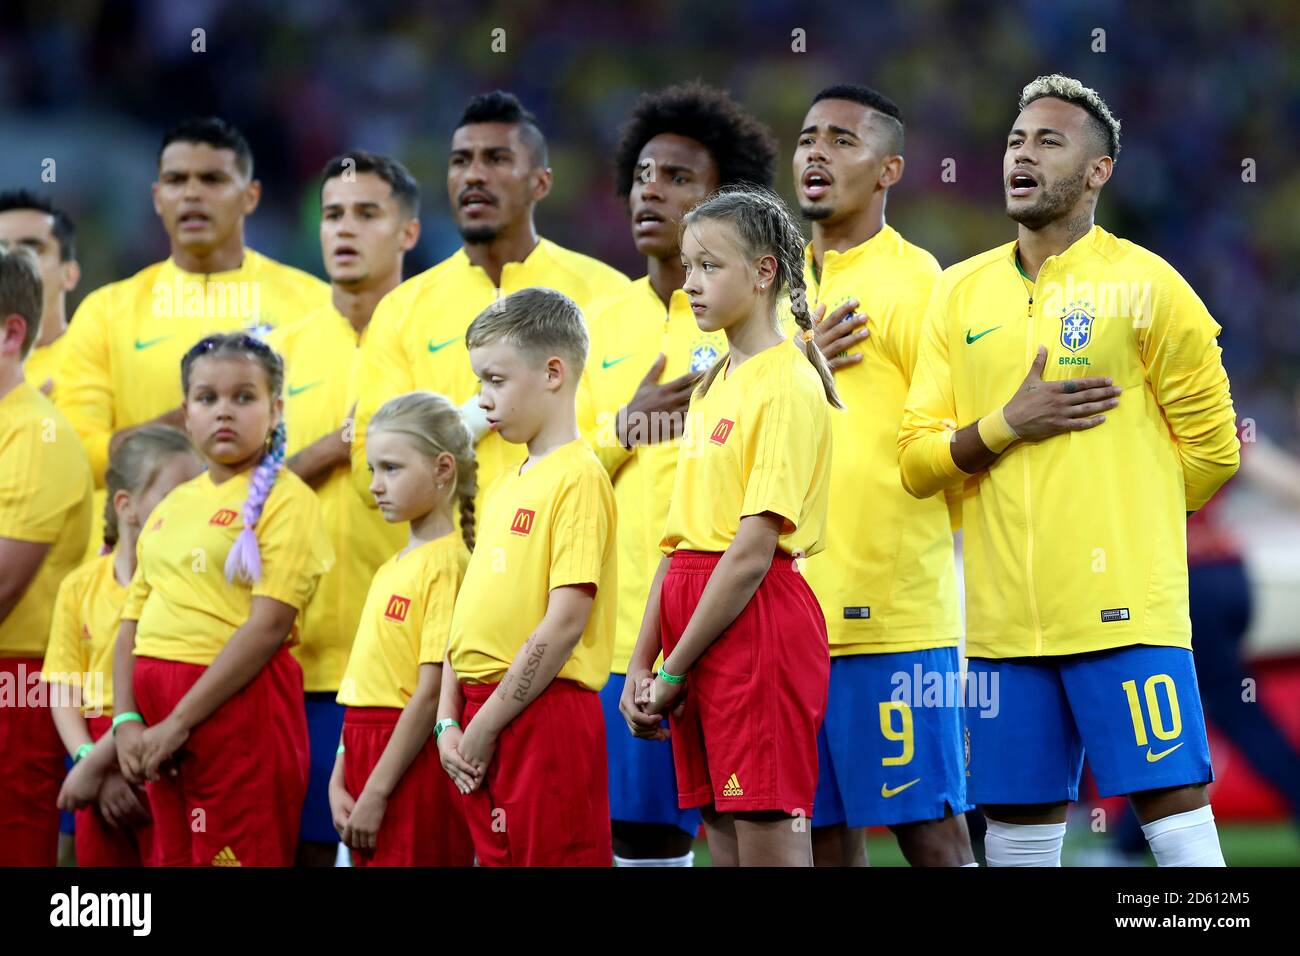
{"left": 513, "top": 638, "right": 548, "bottom": 703}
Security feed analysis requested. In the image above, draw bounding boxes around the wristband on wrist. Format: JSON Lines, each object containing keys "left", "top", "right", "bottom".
{"left": 434, "top": 718, "right": 460, "bottom": 739}
{"left": 336, "top": 744, "right": 345, "bottom": 756}
{"left": 73, "top": 742, "right": 95, "bottom": 764}
{"left": 657, "top": 665, "right": 685, "bottom": 685}
{"left": 977, "top": 406, "right": 1020, "bottom": 454}
{"left": 111, "top": 712, "right": 144, "bottom": 734}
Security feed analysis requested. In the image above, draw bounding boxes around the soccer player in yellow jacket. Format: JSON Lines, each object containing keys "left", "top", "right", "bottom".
{"left": 267, "top": 151, "right": 415, "bottom": 866}
{"left": 351, "top": 92, "right": 628, "bottom": 511}
{"left": 792, "top": 85, "right": 974, "bottom": 867}
{"left": 56, "top": 117, "right": 330, "bottom": 553}
{"left": 899, "top": 76, "right": 1239, "bottom": 867}
{"left": 577, "top": 82, "right": 777, "bottom": 867}
{"left": 0, "top": 190, "right": 81, "bottom": 399}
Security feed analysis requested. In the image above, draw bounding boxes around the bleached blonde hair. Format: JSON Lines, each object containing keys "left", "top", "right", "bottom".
{"left": 1019, "top": 74, "right": 1121, "bottom": 160}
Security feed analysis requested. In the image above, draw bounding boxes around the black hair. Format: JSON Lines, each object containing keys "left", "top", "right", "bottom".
{"left": 319, "top": 149, "right": 420, "bottom": 217}
{"left": 455, "top": 91, "right": 548, "bottom": 168}
{"left": 159, "top": 117, "right": 254, "bottom": 178}
{"left": 0, "top": 189, "right": 77, "bottom": 261}
{"left": 614, "top": 81, "right": 777, "bottom": 197}
{"left": 810, "top": 84, "right": 905, "bottom": 153}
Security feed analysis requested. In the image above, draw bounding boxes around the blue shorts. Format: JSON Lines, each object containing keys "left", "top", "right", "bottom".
{"left": 598, "top": 676, "right": 701, "bottom": 835}
{"left": 300, "top": 693, "right": 346, "bottom": 845}
{"left": 967, "top": 644, "right": 1214, "bottom": 804}
{"left": 813, "top": 647, "right": 971, "bottom": 828}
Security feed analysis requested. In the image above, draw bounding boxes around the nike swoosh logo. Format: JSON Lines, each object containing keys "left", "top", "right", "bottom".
{"left": 965, "top": 327, "right": 1000, "bottom": 344}
{"left": 288, "top": 381, "right": 322, "bottom": 397}
{"left": 427, "top": 337, "right": 460, "bottom": 353}
{"left": 134, "top": 335, "right": 173, "bottom": 350}
{"left": 602, "top": 355, "right": 633, "bottom": 370}
{"left": 1146, "top": 742, "right": 1184, "bottom": 763}
{"left": 881, "top": 778, "right": 921, "bottom": 798}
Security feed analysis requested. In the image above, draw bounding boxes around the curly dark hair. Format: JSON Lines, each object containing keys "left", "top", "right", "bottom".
{"left": 613, "top": 81, "right": 777, "bottom": 197}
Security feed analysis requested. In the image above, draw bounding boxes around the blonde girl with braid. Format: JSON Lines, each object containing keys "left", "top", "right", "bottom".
{"left": 328, "top": 392, "right": 477, "bottom": 866}
{"left": 46, "top": 426, "right": 201, "bottom": 867}
{"left": 621, "top": 186, "right": 837, "bottom": 867}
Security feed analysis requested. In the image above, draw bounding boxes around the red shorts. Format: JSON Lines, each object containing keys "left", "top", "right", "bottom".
{"left": 0, "top": 658, "right": 64, "bottom": 865}
{"left": 73, "top": 715, "right": 154, "bottom": 867}
{"left": 342, "top": 707, "right": 475, "bottom": 867}
{"left": 460, "top": 679, "right": 612, "bottom": 866}
{"left": 133, "top": 645, "right": 309, "bottom": 867}
{"left": 660, "top": 550, "right": 830, "bottom": 815}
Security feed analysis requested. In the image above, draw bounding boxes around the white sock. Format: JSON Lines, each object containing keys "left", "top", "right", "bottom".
{"left": 1141, "top": 805, "right": 1225, "bottom": 867}
{"left": 961, "top": 861, "right": 979, "bottom": 867}
{"left": 614, "top": 851, "right": 695, "bottom": 867}
{"left": 983, "top": 820, "right": 1066, "bottom": 867}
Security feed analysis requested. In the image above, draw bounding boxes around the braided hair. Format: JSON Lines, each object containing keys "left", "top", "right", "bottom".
{"left": 681, "top": 185, "right": 843, "bottom": 409}
{"left": 180, "top": 331, "right": 288, "bottom": 584}
{"left": 367, "top": 392, "right": 479, "bottom": 551}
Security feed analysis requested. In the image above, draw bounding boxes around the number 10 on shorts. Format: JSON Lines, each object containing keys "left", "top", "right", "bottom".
{"left": 1121, "top": 674, "right": 1183, "bottom": 746}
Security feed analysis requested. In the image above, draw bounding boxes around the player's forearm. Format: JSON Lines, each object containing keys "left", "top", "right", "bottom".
{"left": 53, "top": 702, "right": 118, "bottom": 773}
{"left": 477, "top": 618, "right": 585, "bottom": 735}
{"left": 112, "top": 620, "right": 140, "bottom": 719}
{"left": 899, "top": 423, "right": 990, "bottom": 499}
{"left": 584, "top": 410, "right": 635, "bottom": 478}
{"left": 286, "top": 428, "right": 349, "bottom": 487}
{"left": 362, "top": 663, "right": 442, "bottom": 799}
{"left": 627, "top": 556, "right": 670, "bottom": 673}
{"left": 166, "top": 620, "right": 287, "bottom": 731}
{"left": 51, "top": 702, "right": 93, "bottom": 758}
{"left": 663, "top": 534, "right": 772, "bottom": 675}
{"left": 1172, "top": 397, "right": 1241, "bottom": 512}
{"left": 436, "top": 657, "right": 465, "bottom": 722}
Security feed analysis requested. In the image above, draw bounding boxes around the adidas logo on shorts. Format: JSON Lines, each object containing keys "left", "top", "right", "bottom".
{"left": 722, "top": 772, "right": 744, "bottom": 797}
{"left": 211, "top": 846, "right": 241, "bottom": 867}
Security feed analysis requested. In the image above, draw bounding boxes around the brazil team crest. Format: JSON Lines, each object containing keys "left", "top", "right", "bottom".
{"left": 690, "top": 341, "right": 720, "bottom": 373}
{"left": 1059, "top": 303, "right": 1094, "bottom": 353}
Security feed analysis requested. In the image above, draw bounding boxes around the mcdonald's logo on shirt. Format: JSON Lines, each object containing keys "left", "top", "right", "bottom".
{"left": 510, "top": 508, "right": 536, "bottom": 536}
{"left": 384, "top": 594, "right": 411, "bottom": 622}
{"left": 710, "top": 418, "right": 735, "bottom": 445}
{"left": 209, "top": 508, "right": 238, "bottom": 527}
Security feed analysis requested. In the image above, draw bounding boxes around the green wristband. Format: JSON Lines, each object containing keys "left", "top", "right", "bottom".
{"left": 657, "top": 665, "right": 685, "bottom": 685}
{"left": 111, "top": 712, "right": 144, "bottom": 733}
{"left": 336, "top": 744, "right": 345, "bottom": 756}
{"left": 434, "top": 718, "right": 460, "bottom": 739}
{"left": 73, "top": 743, "right": 95, "bottom": 764}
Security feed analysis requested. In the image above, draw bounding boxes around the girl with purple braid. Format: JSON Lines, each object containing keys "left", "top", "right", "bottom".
{"left": 112, "top": 332, "right": 335, "bottom": 866}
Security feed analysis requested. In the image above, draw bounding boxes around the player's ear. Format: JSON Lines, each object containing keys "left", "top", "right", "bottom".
{"left": 150, "top": 181, "right": 164, "bottom": 219}
{"left": 112, "top": 488, "right": 135, "bottom": 528}
{"left": 1, "top": 314, "right": 26, "bottom": 357}
{"left": 242, "top": 178, "right": 262, "bottom": 216}
{"left": 1088, "top": 155, "right": 1114, "bottom": 191}
{"left": 60, "top": 259, "right": 81, "bottom": 294}
{"left": 531, "top": 166, "right": 553, "bottom": 203}
{"left": 400, "top": 216, "right": 421, "bottom": 253}
{"left": 545, "top": 354, "right": 565, "bottom": 389}
{"left": 879, "top": 153, "right": 905, "bottom": 190}
{"left": 754, "top": 253, "right": 779, "bottom": 291}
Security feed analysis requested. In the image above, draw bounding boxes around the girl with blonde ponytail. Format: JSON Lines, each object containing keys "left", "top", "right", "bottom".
{"left": 328, "top": 391, "right": 477, "bottom": 865}
{"left": 621, "top": 185, "right": 836, "bottom": 866}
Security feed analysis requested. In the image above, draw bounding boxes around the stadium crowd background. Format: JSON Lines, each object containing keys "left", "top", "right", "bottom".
{"left": 1, "top": 0, "right": 1297, "bottom": 864}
